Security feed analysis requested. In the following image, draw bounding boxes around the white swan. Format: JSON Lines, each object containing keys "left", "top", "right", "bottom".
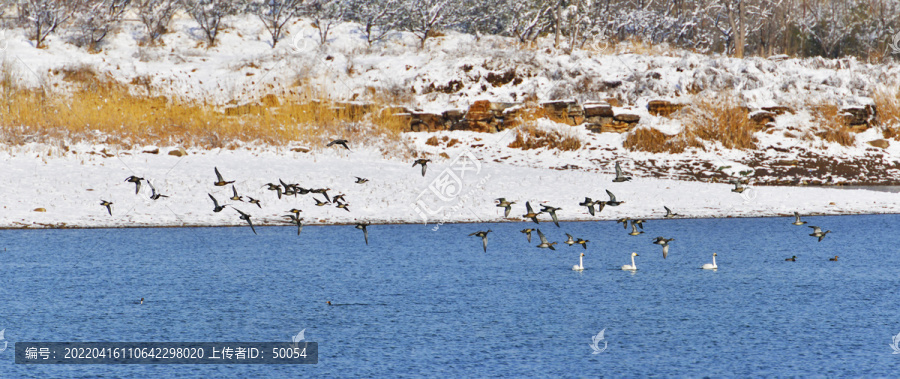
{"left": 702, "top": 253, "right": 718, "bottom": 270}
{"left": 572, "top": 253, "right": 584, "bottom": 271}
{"left": 621, "top": 252, "right": 639, "bottom": 270}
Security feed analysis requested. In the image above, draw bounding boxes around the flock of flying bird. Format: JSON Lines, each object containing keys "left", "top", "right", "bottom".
{"left": 467, "top": 162, "right": 836, "bottom": 271}
{"left": 99, "top": 142, "right": 835, "bottom": 269}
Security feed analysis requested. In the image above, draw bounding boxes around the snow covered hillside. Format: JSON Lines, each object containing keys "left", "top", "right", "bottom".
{"left": 1, "top": 14, "right": 900, "bottom": 228}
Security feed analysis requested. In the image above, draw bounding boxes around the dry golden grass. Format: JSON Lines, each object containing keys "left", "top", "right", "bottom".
{"left": 809, "top": 103, "right": 856, "bottom": 147}
{"left": 623, "top": 127, "right": 699, "bottom": 154}
{"left": 0, "top": 64, "right": 412, "bottom": 156}
{"left": 507, "top": 124, "right": 581, "bottom": 151}
{"left": 875, "top": 89, "right": 900, "bottom": 140}
{"left": 680, "top": 93, "right": 758, "bottom": 150}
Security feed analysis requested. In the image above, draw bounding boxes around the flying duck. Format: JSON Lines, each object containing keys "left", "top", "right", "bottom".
{"left": 652, "top": 237, "right": 675, "bottom": 259}
{"left": 605, "top": 190, "right": 624, "bottom": 206}
{"left": 469, "top": 230, "right": 492, "bottom": 252}
{"left": 520, "top": 228, "right": 534, "bottom": 243}
{"left": 264, "top": 183, "right": 283, "bottom": 199}
{"left": 731, "top": 179, "right": 747, "bottom": 193}
{"left": 613, "top": 161, "right": 632, "bottom": 182}
{"left": 208, "top": 193, "right": 228, "bottom": 212}
{"left": 412, "top": 158, "right": 430, "bottom": 177}
{"left": 495, "top": 198, "right": 515, "bottom": 218}
{"left": 327, "top": 139, "right": 351, "bottom": 150}
{"left": 579, "top": 197, "right": 597, "bottom": 216}
{"left": 540, "top": 204, "right": 561, "bottom": 227}
{"left": 284, "top": 214, "right": 303, "bottom": 235}
{"left": 522, "top": 201, "right": 542, "bottom": 224}
{"left": 575, "top": 238, "right": 589, "bottom": 249}
{"left": 356, "top": 223, "right": 369, "bottom": 244}
{"left": 125, "top": 175, "right": 144, "bottom": 194}
{"left": 628, "top": 220, "right": 645, "bottom": 236}
{"left": 792, "top": 212, "right": 807, "bottom": 226}
{"left": 808, "top": 226, "right": 831, "bottom": 242}
{"left": 355, "top": 177, "right": 369, "bottom": 184}
{"left": 229, "top": 185, "right": 243, "bottom": 202}
{"left": 234, "top": 208, "right": 257, "bottom": 235}
{"left": 564, "top": 233, "right": 576, "bottom": 246}
{"left": 213, "top": 167, "right": 234, "bottom": 186}
{"left": 663, "top": 206, "right": 679, "bottom": 218}
{"left": 148, "top": 181, "right": 168, "bottom": 200}
{"left": 100, "top": 200, "right": 113, "bottom": 215}
{"left": 247, "top": 196, "right": 261, "bottom": 208}
{"left": 535, "top": 229, "right": 557, "bottom": 250}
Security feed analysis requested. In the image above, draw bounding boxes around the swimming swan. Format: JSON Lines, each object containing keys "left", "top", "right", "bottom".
{"left": 702, "top": 253, "right": 718, "bottom": 269}
{"left": 621, "top": 252, "right": 639, "bottom": 270}
{"left": 573, "top": 253, "right": 584, "bottom": 271}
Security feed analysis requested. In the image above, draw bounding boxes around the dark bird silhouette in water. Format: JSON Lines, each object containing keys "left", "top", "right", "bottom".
{"left": 356, "top": 223, "right": 369, "bottom": 245}
{"left": 229, "top": 185, "right": 243, "bottom": 202}
{"left": 785, "top": 255, "right": 797, "bottom": 261}
{"left": 234, "top": 208, "right": 257, "bottom": 235}
{"left": 148, "top": 181, "right": 168, "bottom": 200}
{"left": 213, "top": 167, "right": 234, "bottom": 187}
{"left": 327, "top": 139, "right": 351, "bottom": 150}
{"left": 613, "top": 161, "right": 632, "bottom": 182}
{"left": 412, "top": 158, "right": 430, "bottom": 177}
{"left": 125, "top": 175, "right": 144, "bottom": 194}
{"left": 100, "top": 200, "right": 113, "bottom": 215}
{"left": 208, "top": 193, "right": 228, "bottom": 212}
{"left": 355, "top": 177, "right": 369, "bottom": 184}
{"left": 520, "top": 228, "right": 534, "bottom": 243}
{"left": 469, "top": 230, "right": 492, "bottom": 252}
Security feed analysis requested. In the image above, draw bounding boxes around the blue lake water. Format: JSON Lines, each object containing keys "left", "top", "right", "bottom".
{"left": 1, "top": 214, "right": 899, "bottom": 377}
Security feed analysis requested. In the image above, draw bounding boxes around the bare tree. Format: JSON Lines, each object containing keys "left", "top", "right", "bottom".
{"left": 304, "top": 0, "right": 346, "bottom": 46}
{"left": 17, "top": 0, "right": 77, "bottom": 49}
{"left": 135, "top": 0, "right": 181, "bottom": 45}
{"left": 73, "top": 0, "right": 132, "bottom": 51}
{"left": 180, "top": 0, "right": 247, "bottom": 47}
{"left": 251, "top": 0, "right": 304, "bottom": 47}
{"left": 502, "top": 0, "right": 555, "bottom": 43}
{"left": 399, "top": 0, "right": 460, "bottom": 49}
{"left": 345, "top": 0, "right": 400, "bottom": 46}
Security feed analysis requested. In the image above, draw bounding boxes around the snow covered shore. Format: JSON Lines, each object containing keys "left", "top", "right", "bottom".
{"left": 2, "top": 140, "right": 898, "bottom": 230}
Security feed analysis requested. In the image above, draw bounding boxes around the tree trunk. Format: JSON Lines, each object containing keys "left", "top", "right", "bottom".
{"left": 735, "top": 0, "right": 745, "bottom": 58}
